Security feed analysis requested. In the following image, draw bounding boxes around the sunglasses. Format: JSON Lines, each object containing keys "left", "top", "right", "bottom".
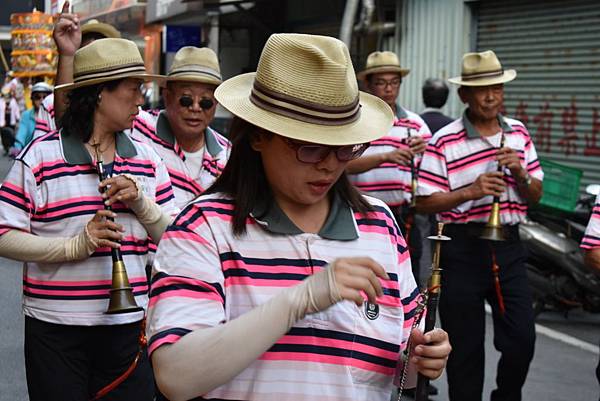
{"left": 284, "top": 138, "right": 369, "bottom": 164}
{"left": 179, "top": 96, "right": 215, "bottom": 110}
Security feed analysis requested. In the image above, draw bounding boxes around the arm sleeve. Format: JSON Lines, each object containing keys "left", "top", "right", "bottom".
{"left": 147, "top": 204, "right": 338, "bottom": 401}
{"left": 128, "top": 192, "right": 173, "bottom": 243}
{"left": 416, "top": 137, "right": 450, "bottom": 196}
{"left": 122, "top": 156, "right": 178, "bottom": 242}
{"left": 0, "top": 229, "right": 94, "bottom": 262}
{"left": 0, "top": 160, "right": 95, "bottom": 262}
{"left": 582, "top": 194, "right": 600, "bottom": 249}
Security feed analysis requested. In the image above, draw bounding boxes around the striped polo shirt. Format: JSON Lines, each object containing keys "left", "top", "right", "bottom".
{"left": 33, "top": 93, "right": 55, "bottom": 140}
{"left": 129, "top": 110, "right": 230, "bottom": 210}
{"left": 147, "top": 192, "right": 420, "bottom": 401}
{"left": 581, "top": 193, "right": 600, "bottom": 249}
{"left": 348, "top": 107, "right": 432, "bottom": 207}
{"left": 0, "top": 129, "right": 177, "bottom": 326}
{"left": 417, "top": 112, "right": 544, "bottom": 225}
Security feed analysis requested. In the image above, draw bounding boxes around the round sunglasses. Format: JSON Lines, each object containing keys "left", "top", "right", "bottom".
{"left": 179, "top": 96, "right": 215, "bottom": 110}
{"left": 284, "top": 138, "right": 369, "bottom": 164}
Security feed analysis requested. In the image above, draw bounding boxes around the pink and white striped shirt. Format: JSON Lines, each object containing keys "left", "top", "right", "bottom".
{"left": 581, "top": 193, "right": 600, "bottom": 249}
{"left": 147, "top": 193, "right": 420, "bottom": 401}
{"left": 129, "top": 110, "right": 230, "bottom": 210}
{"left": 0, "top": 130, "right": 177, "bottom": 326}
{"left": 417, "top": 112, "right": 544, "bottom": 225}
{"left": 349, "top": 107, "right": 432, "bottom": 207}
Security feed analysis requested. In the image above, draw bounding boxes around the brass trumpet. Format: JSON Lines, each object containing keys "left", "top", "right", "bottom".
{"left": 94, "top": 147, "right": 143, "bottom": 315}
{"left": 414, "top": 222, "right": 451, "bottom": 401}
{"left": 479, "top": 133, "right": 506, "bottom": 242}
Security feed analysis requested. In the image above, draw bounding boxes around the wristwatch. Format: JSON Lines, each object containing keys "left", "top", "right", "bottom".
{"left": 518, "top": 172, "right": 532, "bottom": 187}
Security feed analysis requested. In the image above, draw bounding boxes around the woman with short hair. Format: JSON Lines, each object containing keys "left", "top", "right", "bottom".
{"left": 148, "top": 33, "right": 451, "bottom": 401}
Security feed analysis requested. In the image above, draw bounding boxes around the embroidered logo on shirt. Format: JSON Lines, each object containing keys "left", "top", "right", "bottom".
{"left": 364, "top": 301, "right": 379, "bottom": 320}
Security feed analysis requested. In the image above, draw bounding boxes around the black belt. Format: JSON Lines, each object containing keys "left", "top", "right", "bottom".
{"left": 443, "top": 222, "right": 520, "bottom": 241}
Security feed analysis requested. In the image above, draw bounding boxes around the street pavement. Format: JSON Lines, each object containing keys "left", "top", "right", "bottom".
{"left": 0, "top": 151, "right": 598, "bottom": 401}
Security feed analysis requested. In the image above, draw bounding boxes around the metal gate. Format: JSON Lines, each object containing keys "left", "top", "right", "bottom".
{"left": 477, "top": 0, "right": 600, "bottom": 189}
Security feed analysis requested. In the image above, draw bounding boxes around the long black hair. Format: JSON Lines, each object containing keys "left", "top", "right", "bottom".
{"left": 206, "top": 117, "right": 373, "bottom": 236}
{"left": 60, "top": 78, "right": 123, "bottom": 142}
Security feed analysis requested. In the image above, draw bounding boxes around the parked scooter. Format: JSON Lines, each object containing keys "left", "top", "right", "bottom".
{"left": 520, "top": 185, "right": 600, "bottom": 316}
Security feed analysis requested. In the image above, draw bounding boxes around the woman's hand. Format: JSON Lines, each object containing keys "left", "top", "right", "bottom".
{"left": 85, "top": 210, "right": 124, "bottom": 249}
{"left": 330, "top": 257, "right": 389, "bottom": 306}
{"left": 99, "top": 175, "right": 140, "bottom": 208}
{"left": 303, "top": 257, "right": 391, "bottom": 315}
{"left": 409, "top": 328, "right": 451, "bottom": 379}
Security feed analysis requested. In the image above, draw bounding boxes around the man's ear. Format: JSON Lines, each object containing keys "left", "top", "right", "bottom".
{"left": 457, "top": 86, "right": 469, "bottom": 104}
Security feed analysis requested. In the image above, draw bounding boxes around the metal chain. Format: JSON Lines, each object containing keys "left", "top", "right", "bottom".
{"left": 396, "top": 290, "right": 428, "bottom": 401}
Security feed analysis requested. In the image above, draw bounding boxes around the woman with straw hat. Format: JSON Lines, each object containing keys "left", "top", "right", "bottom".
{"left": 147, "top": 33, "right": 451, "bottom": 401}
{"left": 0, "top": 38, "right": 177, "bottom": 400}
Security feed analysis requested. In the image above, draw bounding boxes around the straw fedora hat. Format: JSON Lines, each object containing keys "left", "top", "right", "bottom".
{"left": 448, "top": 50, "right": 516, "bottom": 86}
{"left": 55, "top": 38, "right": 163, "bottom": 92}
{"left": 164, "top": 46, "right": 222, "bottom": 86}
{"left": 215, "top": 33, "right": 393, "bottom": 146}
{"left": 356, "top": 51, "right": 410, "bottom": 81}
{"left": 80, "top": 19, "right": 121, "bottom": 39}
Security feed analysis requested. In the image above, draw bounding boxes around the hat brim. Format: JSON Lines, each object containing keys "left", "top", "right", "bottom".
{"left": 356, "top": 66, "right": 410, "bottom": 81}
{"left": 215, "top": 73, "right": 394, "bottom": 146}
{"left": 81, "top": 23, "right": 121, "bottom": 39}
{"left": 162, "top": 74, "right": 222, "bottom": 87}
{"left": 448, "top": 69, "right": 516, "bottom": 86}
{"left": 55, "top": 72, "right": 164, "bottom": 93}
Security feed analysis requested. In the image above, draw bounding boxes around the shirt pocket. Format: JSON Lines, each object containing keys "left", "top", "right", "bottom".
{"left": 349, "top": 301, "right": 403, "bottom": 386}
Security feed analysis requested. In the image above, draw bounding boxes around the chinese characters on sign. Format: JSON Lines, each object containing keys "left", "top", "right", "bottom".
{"left": 512, "top": 98, "right": 597, "bottom": 158}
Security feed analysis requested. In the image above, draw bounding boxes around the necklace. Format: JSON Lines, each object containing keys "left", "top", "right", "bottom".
{"left": 87, "top": 138, "right": 115, "bottom": 154}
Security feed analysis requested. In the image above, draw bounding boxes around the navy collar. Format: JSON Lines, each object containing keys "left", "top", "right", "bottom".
{"left": 251, "top": 193, "right": 359, "bottom": 241}
{"left": 156, "top": 110, "right": 223, "bottom": 157}
{"left": 60, "top": 130, "right": 137, "bottom": 165}
{"left": 463, "top": 109, "right": 512, "bottom": 139}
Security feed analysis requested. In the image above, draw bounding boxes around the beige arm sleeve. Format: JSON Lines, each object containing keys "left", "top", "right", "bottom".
{"left": 128, "top": 192, "right": 172, "bottom": 243}
{"left": 0, "top": 229, "right": 95, "bottom": 263}
{"left": 152, "top": 265, "right": 340, "bottom": 401}
{"left": 122, "top": 174, "right": 173, "bottom": 243}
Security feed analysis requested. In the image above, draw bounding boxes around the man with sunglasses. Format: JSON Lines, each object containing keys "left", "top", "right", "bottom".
{"left": 130, "top": 46, "right": 230, "bottom": 209}
{"left": 9, "top": 82, "right": 53, "bottom": 157}
{"left": 347, "top": 51, "right": 432, "bottom": 289}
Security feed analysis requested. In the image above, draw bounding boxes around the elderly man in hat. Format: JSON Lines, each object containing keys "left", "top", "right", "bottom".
{"left": 416, "top": 50, "right": 544, "bottom": 401}
{"left": 130, "top": 46, "right": 230, "bottom": 209}
{"left": 347, "top": 51, "right": 432, "bottom": 285}
{"left": 35, "top": 3, "right": 121, "bottom": 136}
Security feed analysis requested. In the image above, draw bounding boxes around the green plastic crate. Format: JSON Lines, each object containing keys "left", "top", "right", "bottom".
{"left": 538, "top": 158, "right": 583, "bottom": 213}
